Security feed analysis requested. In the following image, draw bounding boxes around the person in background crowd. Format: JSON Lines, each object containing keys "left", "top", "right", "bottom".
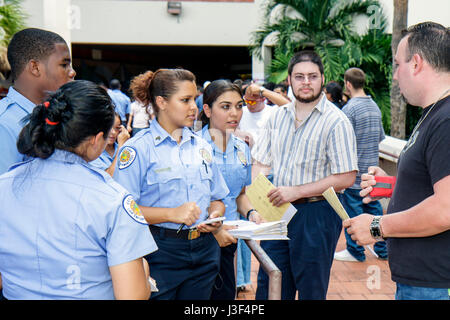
{"left": 89, "top": 112, "right": 130, "bottom": 176}
{"left": 274, "top": 83, "right": 290, "bottom": 101}
{"left": 195, "top": 80, "right": 211, "bottom": 116}
{"left": 346, "top": 21, "right": 450, "bottom": 300}
{"left": 108, "top": 79, "right": 131, "bottom": 127}
{"left": 127, "top": 71, "right": 154, "bottom": 136}
{"left": 334, "top": 67, "right": 387, "bottom": 262}
{"left": 324, "top": 81, "right": 345, "bottom": 109}
{"left": 235, "top": 82, "right": 290, "bottom": 148}
{"left": 113, "top": 68, "right": 229, "bottom": 300}
{"left": 199, "top": 79, "right": 263, "bottom": 299}
{"left": 0, "top": 80, "right": 157, "bottom": 299}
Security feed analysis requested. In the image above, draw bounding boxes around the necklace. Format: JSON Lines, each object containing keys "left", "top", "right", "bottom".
{"left": 409, "top": 88, "right": 450, "bottom": 138}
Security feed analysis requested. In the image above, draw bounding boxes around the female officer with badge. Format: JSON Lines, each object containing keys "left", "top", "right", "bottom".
{"left": 0, "top": 80, "right": 157, "bottom": 299}
{"left": 199, "top": 79, "right": 263, "bottom": 300}
{"left": 113, "top": 69, "right": 229, "bottom": 300}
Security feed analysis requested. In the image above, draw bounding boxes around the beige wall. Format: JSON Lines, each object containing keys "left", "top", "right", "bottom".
{"left": 22, "top": 0, "right": 450, "bottom": 46}
{"left": 23, "top": 0, "right": 264, "bottom": 46}
{"left": 21, "top": 0, "right": 449, "bottom": 81}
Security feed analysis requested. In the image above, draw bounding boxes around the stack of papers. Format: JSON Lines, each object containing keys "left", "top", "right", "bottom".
{"left": 224, "top": 220, "right": 289, "bottom": 241}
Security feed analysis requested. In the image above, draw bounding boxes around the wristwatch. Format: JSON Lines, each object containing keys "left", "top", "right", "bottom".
{"left": 259, "top": 86, "right": 265, "bottom": 98}
{"left": 246, "top": 209, "right": 256, "bottom": 220}
{"left": 370, "top": 216, "right": 385, "bottom": 241}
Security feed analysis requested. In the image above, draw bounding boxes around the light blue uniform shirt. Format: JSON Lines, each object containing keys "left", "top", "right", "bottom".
{"left": 201, "top": 126, "right": 251, "bottom": 221}
{"left": 0, "top": 150, "right": 157, "bottom": 300}
{"left": 113, "top": 120, "right": 229, "bottom": 230}
{"left": 108, "top": 89, "right": 131, "bottom": 122}
{"left": 89, "top": 143, "right": 118, "bottom": 170}
{"left": 0, "top": 87, "right": 35, "bottom": 174}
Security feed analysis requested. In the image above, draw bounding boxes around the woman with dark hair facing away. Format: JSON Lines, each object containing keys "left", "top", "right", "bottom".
{"left": 113, "top": 69, "right": 229, "bottom": 300}
{"left": 324, "top": 81, "right": 345, "bottom": 109}
{"left": 200, "top": 79, "right": 263, "bottom": 299}
{"left": 0, "top": 80, "right": 157, "bottom": 300}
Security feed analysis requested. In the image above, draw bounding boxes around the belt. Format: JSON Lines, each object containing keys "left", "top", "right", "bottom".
{"left": 149, "top": 225, "right": 202, "bottom": 240}
{"left": 291, "top": 196, "right": 326, "bottom": 205}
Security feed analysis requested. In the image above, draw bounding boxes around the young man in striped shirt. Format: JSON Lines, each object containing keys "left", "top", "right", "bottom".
{"left": 252, "top": 51, "right": 358, "bottom": 300}
{"left": 334, "top": 67, "right": 387, "bottom": 262}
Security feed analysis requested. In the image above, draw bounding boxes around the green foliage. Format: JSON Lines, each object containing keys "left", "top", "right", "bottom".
{"left": 250, "top": 0, "right": 392, "bottom": 133}
{"left": 0, "top": 0, "right": 26, "bottom": 47}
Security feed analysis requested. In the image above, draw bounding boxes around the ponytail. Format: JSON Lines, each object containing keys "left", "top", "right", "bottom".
{"left": 17, "top": 80, "right": 115, "bottom": 159}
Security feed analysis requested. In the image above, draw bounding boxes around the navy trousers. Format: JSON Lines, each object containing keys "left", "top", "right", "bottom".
{"left": 146, "top": 230, "right": 220, "bottom": 300}
{"left": 255, "top": 199, "right": 342, "bottom": 300}
{"left": 211, "top": 243, "right": 238, "bottom": 300}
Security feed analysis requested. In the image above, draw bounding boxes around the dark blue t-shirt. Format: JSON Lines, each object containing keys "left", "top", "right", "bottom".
{"left": 387, "top": 95, "right": 450, "bottom": 288}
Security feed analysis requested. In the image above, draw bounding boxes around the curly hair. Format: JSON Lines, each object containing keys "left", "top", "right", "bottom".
{"left": 129, "top": 71, "right": 154, "bottom": 105}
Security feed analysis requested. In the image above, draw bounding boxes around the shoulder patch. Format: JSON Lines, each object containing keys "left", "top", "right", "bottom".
{"left": 122, "top": 195, "right": 147, "bottom": 225}
{"left": 118, "top": 146, "right": 136, "bottom": 170}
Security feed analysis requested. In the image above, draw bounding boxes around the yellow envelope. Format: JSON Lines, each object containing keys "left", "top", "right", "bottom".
{"left": 245, "top": 173, "right": 297, "bottom": 223}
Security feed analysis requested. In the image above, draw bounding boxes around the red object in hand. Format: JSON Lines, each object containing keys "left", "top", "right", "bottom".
{"left": 370, "top": 176, "right": 396, "bottom": 198}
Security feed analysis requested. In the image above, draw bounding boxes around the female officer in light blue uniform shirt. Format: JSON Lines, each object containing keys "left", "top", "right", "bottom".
{"left": 199, "top": 80, "right": 262, "bottom": 300}
{"left": 113, "top": 69, "right": 229, "bottom": 300}
{"left": 0, "top": 80, "right": 157, "bottom": 300}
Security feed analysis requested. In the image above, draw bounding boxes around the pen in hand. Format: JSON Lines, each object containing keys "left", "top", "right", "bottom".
{"left": 176, "top": 223, "right": 185, "bottom": 234}
{"left": 176, "top": 202, "right": 202, "bottom": 234}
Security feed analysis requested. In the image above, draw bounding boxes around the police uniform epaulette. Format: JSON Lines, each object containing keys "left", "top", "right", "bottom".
{"left": 81, "top": 165, "right": 123, "bottom": 195}
{"left": 84, "top": 163, "right": 112, "bottom": 183}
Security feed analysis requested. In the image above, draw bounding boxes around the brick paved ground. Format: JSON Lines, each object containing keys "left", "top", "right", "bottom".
{"left": 236, "top": 229, "right": 396, "bottom": 300}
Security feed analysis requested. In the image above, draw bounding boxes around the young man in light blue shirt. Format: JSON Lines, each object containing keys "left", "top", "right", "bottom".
{"left": 0, "top": 28, "right": 76, "bottom": 174}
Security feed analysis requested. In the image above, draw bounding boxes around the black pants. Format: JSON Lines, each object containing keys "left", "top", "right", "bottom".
{"left": 147, "top": 230, "right": 220, "bottom": 300}
{"left": 211, "top": 243, "right": 238, "bottom": 300}
{"left": 256, "top": 200, "right": 342, "bottom": 300}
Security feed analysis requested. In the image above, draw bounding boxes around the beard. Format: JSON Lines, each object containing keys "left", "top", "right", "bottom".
{"left": 293, "top": 84, "right": 324, "bottom": 103}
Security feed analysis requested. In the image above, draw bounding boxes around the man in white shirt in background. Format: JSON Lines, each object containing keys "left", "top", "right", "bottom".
{"left": 236, "top": 83, "right": 290, "bottom": 149}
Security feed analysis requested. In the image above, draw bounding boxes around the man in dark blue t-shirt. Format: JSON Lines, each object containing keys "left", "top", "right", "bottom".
{"left": 344, "top": 22, "right": 450, "bottom": 300}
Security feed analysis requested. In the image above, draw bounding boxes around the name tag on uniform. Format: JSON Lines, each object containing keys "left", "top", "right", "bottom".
{"left": 154, "top": 167, "right": 172, "bottom": 173}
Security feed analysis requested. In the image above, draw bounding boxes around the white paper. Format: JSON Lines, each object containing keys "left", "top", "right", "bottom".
{"left": 198, "top": 216, "right": 226, "bottom": 225}
{"left": 282, "top": 204, "right": 297, "bottom": 224}
{"left": 149, "top": 277, "right": 158, "bottom": 292}
{"left": 224, "top": 220, "right": 289, "bottom": 241}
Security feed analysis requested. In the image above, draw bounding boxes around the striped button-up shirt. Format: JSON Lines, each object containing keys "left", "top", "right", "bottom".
{"left": 252, "top": 94, "right": 358, "bottom": 187}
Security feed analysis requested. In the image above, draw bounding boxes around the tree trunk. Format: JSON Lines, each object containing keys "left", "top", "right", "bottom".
{"left": 390, "top": 0, "right": 408, "bottom": 139}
